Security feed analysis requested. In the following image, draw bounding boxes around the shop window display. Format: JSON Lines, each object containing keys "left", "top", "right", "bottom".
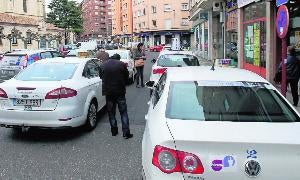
{"left": 243, "top": 2, "right": 266, "bottom": 69}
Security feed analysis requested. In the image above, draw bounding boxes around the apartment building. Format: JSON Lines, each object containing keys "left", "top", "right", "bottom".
{"left": 81, "top": 0, "right": 113, "bottom": 42}
{"left": 111, "top": 0, "right": 133, "bottom": 44}
{"left": 133, "top": 0, "right": 191, "bottom": 47}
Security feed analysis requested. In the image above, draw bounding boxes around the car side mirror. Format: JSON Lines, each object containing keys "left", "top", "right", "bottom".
{"left": 145, "top": 81, "right": 155, "bottom": 89}
{"left": 151, "top": 59, "right": 156, "bottom": 63}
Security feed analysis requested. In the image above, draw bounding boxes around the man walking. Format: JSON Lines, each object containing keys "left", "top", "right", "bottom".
{"left": 100, "top": 54, "right": 133, "bottom": 139}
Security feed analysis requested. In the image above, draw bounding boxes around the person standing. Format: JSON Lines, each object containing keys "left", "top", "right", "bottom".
{"left": 279, "top": 46, "right": 300, "bottom": 106}
{"left": 100, "top": 54, "right": 133, "bottom": 139}
{"left": 133, "top": 43, "right": 146, "bottom": 88}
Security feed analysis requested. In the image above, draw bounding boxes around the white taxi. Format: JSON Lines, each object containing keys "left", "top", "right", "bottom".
{"left": 142, "top": 66, "right": 300, "bottom": 180}
{"left": 150, "top": 51, "right": 199, "bottom": 84}
{"left": 0, "top": 57, "right": 105, "bottom": 131}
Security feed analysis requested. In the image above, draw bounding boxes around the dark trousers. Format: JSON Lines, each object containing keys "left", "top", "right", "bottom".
{"left": 286, "top": 78, "right": 299, "bottom": 105}
{"left": 106, "top": 94, "right": 130, "bottom": 135}
{"left": 136, "top": 66, "right": 144, "bottom": 85}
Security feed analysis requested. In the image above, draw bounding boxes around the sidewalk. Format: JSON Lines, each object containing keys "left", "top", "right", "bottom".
{"left": 276, "top": 85, "right": 300, "bottom": 113}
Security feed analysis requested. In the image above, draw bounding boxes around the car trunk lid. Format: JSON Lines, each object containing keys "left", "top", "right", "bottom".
{"left": 166, "top": 119, "right": 300, "bottom": 180}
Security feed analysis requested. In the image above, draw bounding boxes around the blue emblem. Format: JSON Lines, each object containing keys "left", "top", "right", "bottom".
{"left": 247, "top": 150, "right": 257, "bottom": 159}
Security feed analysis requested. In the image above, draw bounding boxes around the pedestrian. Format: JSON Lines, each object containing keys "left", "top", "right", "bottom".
{"left": 278, "top": 46, "right": 300, "bottom": 106}
{"left": 96, "top": 48, "right": 109, "bottom": 63}
{"left": 100, "top": 53, "right": 133, "bottom": 139}
{"left": 133, "top": 43, "right": 146, "bottom": 88}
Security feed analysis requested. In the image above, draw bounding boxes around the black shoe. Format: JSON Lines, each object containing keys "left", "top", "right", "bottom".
{"left": 141, "top": 84, "right": 145, "bottom": 88}
{"left": 136, "top": 85, "right": 140, "bottom": 88}
{"left": 293, "top": 103, "right": 298, "bottom": 107}
{"left": 111, "top": 127, "right": 118, "bottom": 136}
{"left": 123, "top": 133, "right": 133, "bottom": 139}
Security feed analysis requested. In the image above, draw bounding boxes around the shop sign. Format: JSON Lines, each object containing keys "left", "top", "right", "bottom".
{"left": 276, "top": 5, "right": 289, "bottom": 39}
{"left": 226, "top": 0, "right": 238, "bottom": 12}
{"left": 237, "top": 0, "right": 257, "bottom": 8}
{"left": 276, "top": 0, "right": 288, "bottom": 7}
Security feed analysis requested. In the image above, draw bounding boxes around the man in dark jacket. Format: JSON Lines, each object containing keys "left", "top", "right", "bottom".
{"left": 279, "top": 46, "right": 300, "bottom": 106}
{"left": 100, "top": 54, "right": 133, "bottom": 139}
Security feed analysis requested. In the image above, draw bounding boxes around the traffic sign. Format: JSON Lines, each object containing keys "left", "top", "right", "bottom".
{"left": 276, "top": 0, "right": 288, "bottom": 7}
{"left": 276, "top": 5, "right": 289, "bottom": 39}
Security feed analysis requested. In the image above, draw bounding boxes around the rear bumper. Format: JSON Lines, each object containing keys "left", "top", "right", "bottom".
{"left": 0, "top": 109, "right": 86, "bottom": 128}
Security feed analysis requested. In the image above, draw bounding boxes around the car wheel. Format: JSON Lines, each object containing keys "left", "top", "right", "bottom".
{"left": 84, "top": 102, "right": 98, "bottom": 131}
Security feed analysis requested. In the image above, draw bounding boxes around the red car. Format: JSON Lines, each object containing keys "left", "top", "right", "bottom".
{"left": 149, "top": 44, "right": 165, "bottom": 52}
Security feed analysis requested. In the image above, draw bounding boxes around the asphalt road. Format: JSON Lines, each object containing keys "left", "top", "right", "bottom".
{"left": 0, "top": 52, "right": 159, "bottom": 180}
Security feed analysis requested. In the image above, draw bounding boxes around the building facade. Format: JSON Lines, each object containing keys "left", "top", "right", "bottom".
{"left": 0, "top": 0, "right": 63, "bottom": 52}
{"left": 81, "top": 0, "right": 113, "bottom": 43}
{"left": 133, "top": 0, "right": 191, "bottom": 47}
{"left": 112, "top": 0, "right": 133, "bottom": 44}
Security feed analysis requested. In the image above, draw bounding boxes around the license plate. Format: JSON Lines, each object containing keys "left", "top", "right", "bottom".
{"left": 14, "top": 99, "right": 42, "bottom": 107}
{"left": 1, "top": 70, "right": 15, "bottom": 76}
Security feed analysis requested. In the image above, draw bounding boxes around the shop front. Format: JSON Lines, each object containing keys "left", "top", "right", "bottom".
{"left": 241, "top": 1, "right": 267, "bottom": 78}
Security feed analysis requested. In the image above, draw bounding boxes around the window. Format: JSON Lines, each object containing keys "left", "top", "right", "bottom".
{"left": 12, "top": 36, "right": 17, "bottom": 44}
{"left": 95, "top": 12, "right": 99, "bottom": 15}
{"left": 164, "top": 19, "right": 172, "bottom": 29}
{"left": 143, "top": 8, "right": 146, "bottom": 15}
{"left": 152, "top": 6, "right": 156, "bottom": 13}
{"left": 16, "top": 63, "right": 78, "bottom": 81}
{"left": 23, "top": 0, "right": 27, "bottom": 13}
{"left": 181, "top": 3, "right": 188, "bottom": 10}
{"left": 152, "top": 20, "right": 157, "bottom": 27}
{"left": 95, "top": 5, "right": 99, "bottom": 9}
{"left": 164, "top": 4, "right": 171, "bottom": 12}
{"left": 26, "top": 31, "right": 32, "bottom": 44}
{"left": 40, "top": 52, "right": 52, "bottom": 59}
{"left": 157, "top": 54, "right": 200, "bottom": 67}
{"left": 83, "top": 61, "right": 100, "bottom": 78}
{"left": 166, "top": 81, "right": 300, "bottom": 122}
{"left": 152, "top": 73, "right": 167, "bottom": 107}
{"left": 181, "top": 18, "right": 189, "bottom": 26}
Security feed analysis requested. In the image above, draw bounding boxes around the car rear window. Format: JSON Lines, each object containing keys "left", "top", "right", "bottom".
{"left": 15, "top": 63, "right": 78, "bottom": 81}
{"left": 166, "top": 81, "right": 300, "bottom": 122}
{"left": 1, "top": 55, "right": 27, "bottom": 67}
{"left": 157, "top": 54, "right": 200, "bottom": 67}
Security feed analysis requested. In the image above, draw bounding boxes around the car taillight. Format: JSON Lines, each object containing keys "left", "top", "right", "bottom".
{"left": 0, "top": 88, "right": 8, "bottom": 98}
{"left": 153, "top": 68, "right": 167, "bottom": 74}
{"left": 45, "top": 87, "right": 77, "bottom": 99}
{"left": 152, "top": 145, "right": 204, "bottom": 174}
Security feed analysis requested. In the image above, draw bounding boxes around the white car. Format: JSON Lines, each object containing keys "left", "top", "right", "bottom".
{"left": 0, "top": 57, "right": 105, "bottom": 131}
{"left": 106, "top": 49, "right": 135, "bottom": 83}
{"left": 142, "top": 66, "right": 300, "bottom": 180}
{"left": 150, "top": 51, "right": 199, "bottom": 83}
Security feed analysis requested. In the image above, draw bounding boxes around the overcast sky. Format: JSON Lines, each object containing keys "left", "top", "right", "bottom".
{"left": 45, "top": 0, "right": 83, "bottom": 12}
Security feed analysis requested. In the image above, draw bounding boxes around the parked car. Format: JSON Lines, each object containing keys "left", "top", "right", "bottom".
{"left": 0, "top": 57, "right": 105, "bottom": 131}
{"left": 150, "top": 51, "right": 199, "bottom": 83}
{"left": 142, "top": 66, "right": 300, "bottom": 180}
{"left": 149, "top": 44, "right": 165, "bottom": 52}
{"left": 0, "top": 50, "right": 57, "bottom": 82}
{"left": 105, "top": 49, "right": 136, "bottom": 83}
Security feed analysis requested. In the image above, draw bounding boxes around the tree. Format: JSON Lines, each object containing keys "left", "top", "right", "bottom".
{"left": 47, "top": 0, "right": 83, "bottom": 44}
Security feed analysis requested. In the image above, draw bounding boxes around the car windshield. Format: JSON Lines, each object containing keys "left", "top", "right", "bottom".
{"left": 15, "top": 63, "right": 78, "bottom": 81}
{"left": 1, "top": 55, "right": 27, "bottom": 67}
{"left": 106, "top": 51, "right": 128, "bottom": 59}
{"left": 157, "top": 54, "right": 200, "bottom": 67}
{"left": 166, "top": 81, "right": 300, "bottom": 122}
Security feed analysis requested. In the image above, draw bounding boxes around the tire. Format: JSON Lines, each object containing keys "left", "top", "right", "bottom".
{"left": 84, "top": 102, "right": 98, "bottom": 131}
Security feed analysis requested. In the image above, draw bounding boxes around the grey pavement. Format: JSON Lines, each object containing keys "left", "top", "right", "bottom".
{"left": 0, "top": 52, "right": 159, "bottom": 179}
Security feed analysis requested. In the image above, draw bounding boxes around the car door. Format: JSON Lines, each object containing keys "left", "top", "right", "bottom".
{"left": 84, "top": 60, "right": 105, "bottom": 111}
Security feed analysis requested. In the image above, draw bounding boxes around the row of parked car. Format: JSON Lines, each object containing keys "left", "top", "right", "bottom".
{"left": 141, "top": 49, "right": 300, "bottom": 179}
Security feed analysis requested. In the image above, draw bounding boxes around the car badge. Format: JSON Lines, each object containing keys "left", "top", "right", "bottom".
{"left": 245, "top": 160, "right": 261, "bottom": 178}
{"left": 21, "top": 95, "right": 29, "bottom": 98}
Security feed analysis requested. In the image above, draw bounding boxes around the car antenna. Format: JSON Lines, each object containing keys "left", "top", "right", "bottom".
{"left": 211, "top": 59, "right": 216, "bottom": 71}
